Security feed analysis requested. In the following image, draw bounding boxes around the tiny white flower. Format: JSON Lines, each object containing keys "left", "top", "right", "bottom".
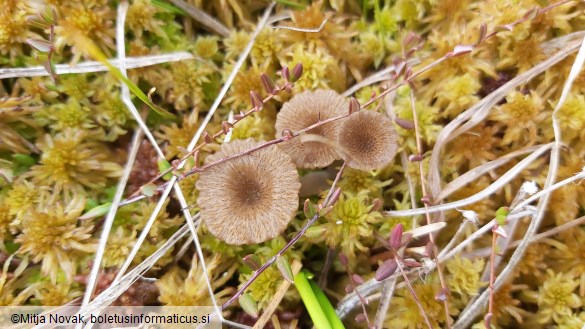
{"left": 521, "top": 181, "right": 538, "bottom": 195}
{"left": 457, "top": 209, "right": 479, "bottom": 225}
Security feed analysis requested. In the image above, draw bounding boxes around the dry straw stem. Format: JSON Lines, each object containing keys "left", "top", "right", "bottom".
{"left": 80, "top": 128, "right": 142, "bottom": 308}
{"left": 76, "top": 223, "right": 192, "bottom": 322}
{"left": 435, "top": 144, "right": 546, "bottom": 202}
{"left": 167, "top": 0, "right": 230, "bottom": 37}
{"left": 0, "top": 52, "right": 194, "bottom": 79}
{"left": 470, "top": 214, "right": 585, "bottom": 258}
{"left": 336, "top": 110, "right": 398, "bottom": 171}
{"left": 342, "top": 59, "right": 419, "bottom": 97}
{"left": 426, "top": 31, "right": 585, "bottom": 198}
{"left": 275, "top": 89, "right": 347, "bottom": 168}
{"left": 196, "top": 139, "right": 300, "bottom": 245}
{"left": 252, "top": 260, "right": 303, "bottom": 329}
{"left": 454, "top": 32, "right": 585, "bottom": 328}
{"left": 385, "top": 143, "right": 553, "bottom": 217}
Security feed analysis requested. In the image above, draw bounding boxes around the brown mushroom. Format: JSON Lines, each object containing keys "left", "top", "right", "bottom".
{"left": 336, "top": 110, "right": 398, "bottom": 171}
{"left": 275, "top": 89, "right": 347, "bottom": 168}
{"left": 196, "top": 139, "right": 300, "bottom": 245}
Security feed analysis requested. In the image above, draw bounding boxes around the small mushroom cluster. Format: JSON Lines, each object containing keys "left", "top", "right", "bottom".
{"left": 196, "top": 89, "right": 398, "bottom": 245}
{"left": 276, "top": 89, "right": 398, "bottom": 171}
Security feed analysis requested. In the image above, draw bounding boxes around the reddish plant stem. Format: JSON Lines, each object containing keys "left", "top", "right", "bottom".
{"left": 127, "top": 85, "right": 287, "bottom": 198}
{"left": 221, "top": 162, "right": 348, "bottom": 310}
{"left": 486, "top": 226, "right": 498, "bottom": 328}
{"left": 396, "top": 260, "right": 433, "bottom": 329}
{"left": 343, "top": 262, "right": 371, "bottom": 328}
{"left": 409, "top": 88, "right": 452, "bottom": 329}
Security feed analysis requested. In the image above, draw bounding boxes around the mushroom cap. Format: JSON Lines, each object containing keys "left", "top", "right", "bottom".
{"left": 337, "top": 110, "right": 398, "bottom": 171}
{"left": 275, "top": 89, "right": 347, "bottom": 168}
{"left": 196, "top": 138, "right": 301, "bottom": 245}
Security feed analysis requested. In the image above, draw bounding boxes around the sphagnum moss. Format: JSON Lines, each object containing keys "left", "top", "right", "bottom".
{"left": 2, "top": 1, "right": 585, "bottom": 327}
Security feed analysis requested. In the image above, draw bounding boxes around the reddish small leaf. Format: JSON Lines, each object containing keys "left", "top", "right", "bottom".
{"left": 348, "top": 97, "right": 360, "bottom": 114}
{"left": 290, "top": 63, "right": 303, "bottom": 82}
{"left": 394, "top": 117, "right": 415, "bottom": 130}
{"left": 242, "top": 254, "right": 261, "bottom": 271}
{"left": 424, "top": 241, "right": 435, "bottom": 258}
{"left": 339, "top": 253, "right": 349, "bottom": 266}
{"left": 435, "top": 287, "right": 449, "bottom": 302}
{"left": 203, "top": 131, "right": 214, "bottom": 144}
{"left": 260, "top": 73, "right": 277, "bottom": 94}
{"left": 408, "top": 154, "right": 423, "bottom": 162}
{"left": 329, "top": 187, "right": 342, "bottom": 205}
{"left": 355, "top": 313, "right": 367, "bottom": 324}
{"left": 344, "top": 283, "right": 354, "bottom": 293}
{"left": 402, "top": 258, "right": 422, "bottom": 268}
{"left": 222, "top": 121, "right": 233, "bottom": 134}
{"left": 389, "top": 224, "right": 404, "bottom": 250}
{"left": 447, "top": 44, "right": 474, "bottom": 57}
{"left": 351, "top": 274, "right": 364, "bottom": 285}
{"left": 281, "top": 66, "right": 290, "bottom": 81}
{"left": 375, "top": 259, "right": 397, "bottom": 281}
{"left": 282, "top": 129, "right": 294, "bottom": 141}
{"left": 478, "top": 23, "right": 487, "bottom": 44}
{"left": 276, "top": 255, "right": 294, "bottom": 283}
{"left": 249, "top": 90, "right": 263, "bottom": 111}
{"left": 370, "top": 198, "right": 383, "bottom": 213}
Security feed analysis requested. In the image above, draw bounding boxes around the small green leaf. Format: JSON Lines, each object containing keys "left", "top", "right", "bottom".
{"left": 12, "top": 154, "right": 36, "bottom": 167}
{"left": 495, "top": 207, "right": 509, "bottom": 226}
{"left": 304, "top": 199, "right": 316, "bottom": 219}
{"left": 305, "top": 225, "right": 326, "bottom": 239}
{"left": 5, "top": 241, "right": 20, "bottom": 254}
{"left": 140, "top": 183, "right": 158, "bottom": 197}
{"left": 157, "top": 158, "right": 173, "bottom": 180}
{"left": 84, "top": 198, "right": 99, "bottom": 211}
{"left": 242, "top": 254, "right": 262, "bottom": 271}
{"left": 239, "top": 293, "right": 258, "bottom": 318}
{"left": 79, "top": 202, "right": 112, "bottom": 220}
{"left": 26, "top": 38, "right": 52, "bottom": 52}
{"left": 276, "top": 255, "right": 294, "bottom": 283}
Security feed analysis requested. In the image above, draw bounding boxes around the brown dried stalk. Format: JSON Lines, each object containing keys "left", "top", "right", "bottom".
{"left": 407, "top": 87, "right": 452, "bottom": 328}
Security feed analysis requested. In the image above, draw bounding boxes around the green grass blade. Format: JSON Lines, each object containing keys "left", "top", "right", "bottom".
{"left": 309, "top": 279, "right": 345, "bottom": 329}
{"left": 294, "top": 271, "right": 333, "bottom": 329}
{"left": 71, "top": 32, "right": 175, "bottom": 119}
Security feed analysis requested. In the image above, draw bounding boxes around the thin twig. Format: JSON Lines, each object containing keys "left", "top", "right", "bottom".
{"left": 408, "top": 88, "right": 452, "bottom": 328}
{"left": 397, "top": 261, "right": 433, "bottom": 329}
{"left": 468, "top": 215, "right": 585, "bottom": 258}
{"left": 167, "top": 0, "right": 231, "bottom": 37}
{"left": 273, "top": 18, "right": 328, "bottom": 32}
